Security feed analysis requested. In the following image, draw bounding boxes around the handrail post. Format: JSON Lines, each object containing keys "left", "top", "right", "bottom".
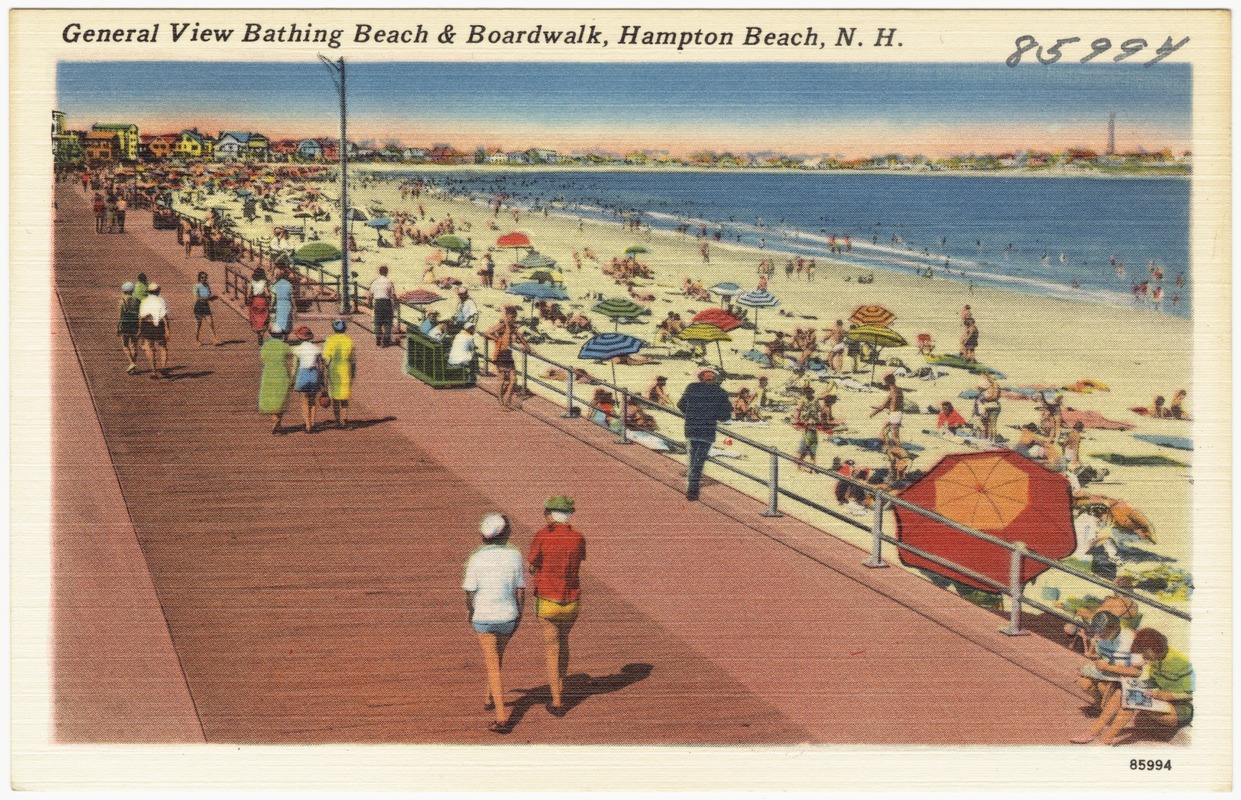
{"left": 761, "top": 450, "right": 782, "bottom": 517}
{"left": 1001, "top": 542, "right": 1031, "bottom": 636}
{"left": 864, "top": 494, "right": 889, "bottom": 568}
{"left": 615, "top": 393, "right": 632, "bottom": 445}
{"left": 481, "top": 338, "right": 491, "bottom": 377}
{"left": 521, "top": 349, "right": 529, "bottom": 391}
{"left": 562, "top": 370, "right": 576, "bottom": 418}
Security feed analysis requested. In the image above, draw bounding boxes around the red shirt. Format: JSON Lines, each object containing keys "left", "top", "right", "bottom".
{"left": 527, "top": 523, "right": 586, "bottom": 603}
{"left": 937, "top": 409, "right": 968, "bottom": 431}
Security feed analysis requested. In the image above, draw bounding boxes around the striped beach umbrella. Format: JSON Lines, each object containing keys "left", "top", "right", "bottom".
{"left": 592, "top": 297, "right": 650, "bottom": 330}
{"left": 736, "top": 287, "right": 781, "bottom": 343}
{"left": 849, "top": 304, "right": 897, "bottom": 328}
{"left": 580, "top": 332, "right": 648, "bottom": 385}
{"left": 678, "top": 322, "right": 732, "bottom": 370}
{"left": 519, "top": 251, "right": 558, "bottom": 270}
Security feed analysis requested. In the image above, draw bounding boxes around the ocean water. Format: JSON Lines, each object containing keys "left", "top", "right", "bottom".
{"left": 369, "top": 169, "right": 1192, "bottom": 318}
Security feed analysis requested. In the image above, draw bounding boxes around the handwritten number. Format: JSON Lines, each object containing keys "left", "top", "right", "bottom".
{"left": 1081, "top": 37, "right": 1111, "bottom": 62}
{"left": 1037, "top": 37, "right": 1080, "bottom": 65}
{"left": 1148, "top": 35, "right": 1190, "bottom": 66}
{"left": 1113, "top": 38, "right": 1148, "bottom": 62}
{"left": 1007, "top": 35, "right": 1038, "bottom": 67}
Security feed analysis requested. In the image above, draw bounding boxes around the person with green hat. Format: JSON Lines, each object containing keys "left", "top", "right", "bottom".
{"left": 527, "top": 495, "right": 587, "bottom": 717}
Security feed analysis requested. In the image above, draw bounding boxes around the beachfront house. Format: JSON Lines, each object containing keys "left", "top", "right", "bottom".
{"left": 402, "top": 147, "right": 430, "bottom": 162}
{"left": 245, "top": 133, "right": 270, "bottom": 162}
{"left": 91, "top": 123, "right": 140, "bottom": 162}
{"left": 297, "top": 139, "right": 324, "bottom": 160}
{"left": 173, "top": 129, "right": 210, "bottom": 160}
{"left": 84, "top": 130, "right": 122, "bottom": 164}
{"left": 215, "top": 131, "right": 267, "bottom": 162}
{"left": 140, "top": 134, "right": 177, "bottom": 161}
{"left": 430, "top": 145, "right": 470, "bottom": 164}
{"left": 270, "top": 139, "right": 301, "bottom": 162}
{"left": 526, "top": 148, "right": 559, "bottom": 164}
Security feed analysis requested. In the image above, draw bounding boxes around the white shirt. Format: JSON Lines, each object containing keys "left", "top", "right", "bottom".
{"left": 138, "top": 294, "right": 168, "bottom": 325}
{"left": 462, "top": 544, "right": 525, "bottom": 624}
{"left": 292, "top": 340, "right": 321, "bottom": 370}
{"left": 455, "top": 297, "right": 479, "bottom": 327}
{"left": 448, "top": 330, "right": 476, "bottom": 366}
{"left": 370, "top": 275, "right": 395, "bottom": 302}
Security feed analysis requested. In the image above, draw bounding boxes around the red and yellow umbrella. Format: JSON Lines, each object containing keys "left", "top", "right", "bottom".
{"left": 894, "top": 451, "right": 1075, "bottom": 592}
{"left": 849, "top": 304, "right": 897, "bottom": 328}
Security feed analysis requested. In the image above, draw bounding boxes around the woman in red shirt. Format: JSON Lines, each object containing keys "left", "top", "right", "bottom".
{"left": 527, "top": 495, "right": 587, "bottom": 717}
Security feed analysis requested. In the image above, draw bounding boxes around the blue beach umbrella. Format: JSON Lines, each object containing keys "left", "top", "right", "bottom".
{"left": 365, "top": 217, "right": 393, "bottom": 229}
{"left": 579, "top": 332, "right": 647, "bottom": 385}
{"left": 506, "top": 281, "right": 570, "bottom": 322}
{"left": 708, "top": 282, "right": 742, "bottom": 307}
{"left": 735, "top": 287, "right": 781, "bottom": 342}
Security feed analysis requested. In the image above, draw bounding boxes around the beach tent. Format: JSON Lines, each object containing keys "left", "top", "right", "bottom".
{"left": 894, "top": 451, "right": 1076, "bottom": 594}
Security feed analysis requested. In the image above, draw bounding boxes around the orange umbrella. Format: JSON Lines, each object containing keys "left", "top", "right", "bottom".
{"left": 849, "top": 304, "right": 897, "bottom": 328}
{"left": 894, "top": 451, "right": 1075, "bottom": 593}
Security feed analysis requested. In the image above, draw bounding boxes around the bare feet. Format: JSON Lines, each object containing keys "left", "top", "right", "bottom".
{"left": 1070, "top": 733, "right": 1097, "bottom": 744}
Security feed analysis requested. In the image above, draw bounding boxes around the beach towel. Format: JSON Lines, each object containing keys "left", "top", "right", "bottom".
{"left": 830, "top": 436, "right": 925, "bottom": 454}
{"left": 920, "top": 428, "right": 1000, "bottom": 450}
{"left": 1133, "top": 434, "right": 1193, "bottom": 451}
{"left": 1061, "top": 408, "right": 1135, "bottom": 431}
{"left": 742, "top": 349, "right": 770, "bottom": 365}
{"left": 838, "top": 378, "right": 883, "bottom": 393}
{"left": 1063, "top": 379, "right": 1110, "bottom": 393}
{"left": 626, "top": 429, "right": 682, "bottom": 453}
{"left": 1090, "top": 452, "right": 1188, "bottom": 468}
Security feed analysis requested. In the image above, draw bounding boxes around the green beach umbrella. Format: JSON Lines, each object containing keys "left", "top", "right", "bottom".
{"left": 432, "top": 234, "right": 469, "bottom": 252}
{"left": 592, "top": 297, "right": 650, "bottom": 330}
{"left": 846, "top": 324, "right": 908, "bottom": 382}
{"left": 294, "top": 242, "right": 342, "bottom": 263}
{"left": 519, "top": 250, "right": 558, "bottom": 269}
{"left": 624, "top": 244, "right": 649, "bottom": 256}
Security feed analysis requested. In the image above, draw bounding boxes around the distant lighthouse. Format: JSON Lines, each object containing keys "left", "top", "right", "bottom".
{"left": 1106, "top": 112, "right": 1116, "bottom": 155}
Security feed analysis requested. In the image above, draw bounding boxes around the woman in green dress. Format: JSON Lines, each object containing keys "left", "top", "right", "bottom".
{"left": 322, "top": 319, "right": 356, "bottom": 428}
{"left": 258, "top": 330, "right": 295, "bottom": 434}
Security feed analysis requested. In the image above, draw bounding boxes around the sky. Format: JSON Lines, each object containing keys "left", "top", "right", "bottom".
{"left": 56, "top": 61, "right": 1192, "bottom": 158}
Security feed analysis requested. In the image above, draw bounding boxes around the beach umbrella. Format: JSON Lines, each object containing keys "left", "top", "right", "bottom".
{"left": 399, "top": 288, "right": 444, "bottom": 305}
{"left": 235, "top": 188, "right": 253, "bottom": 197}
{"left": 691, "top": 307, "right": 743, "bottom": 332}
{"left": 528, "top": 269, "right": 565, "bottom": 286}
{"left": 592, "top": 297, "right": 650, "bottom": 330}
{"left": 624, "top": 245, "right": 649, "bottom": 256}
{"left": 507, "top": 281, "right": 570, "bottom": 323}
{"left": 497, "top": 231, "right": 532, "bottom": 249}
{"left": 678, "top": 322, "right": 732, "bottom": 370}
{"left": 845, "top": 324, "right": 907, "bottom": 382}
{"left": 894, "top": 451, "right": 1076, "bottom": 594}
{"left": 849, "top": 304, "right": 898, "bottom": 328}
{"left": 519, "top": 250, "right": 558, "bottom": 269}
{"left": 366, "top": 217, "right": 393, "bottom": 229}
{"left": 294, "top": 242, "right": 342, "bottom": 263}
{"left": 735, "top": 287, "right": 782, "bottom": 343}
{"left": 708, "top": 282, "right": 742, "bottom": 307}
{"left": 433, "top": 234, "right": 469, "bottom": 252}
{"left": 346, "top": 207, "right": 368, "bottom": 221}
{"left": 579, "top": 332, "right": 648, "bottom": 385}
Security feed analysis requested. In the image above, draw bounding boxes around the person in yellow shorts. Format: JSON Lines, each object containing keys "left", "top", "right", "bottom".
{"left": 527, "top": 495, "right": 587, "bottom": 717}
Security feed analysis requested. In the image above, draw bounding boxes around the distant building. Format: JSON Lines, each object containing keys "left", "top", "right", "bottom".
{"left": 91, "top": 122, "right": 140, "bottom": 161}
{"left": 84, "top": 130, "right": 122, "bottom": 164}
{"left": 173, "top": 128, "right": 211, "bottom": 160}
{"left": 52, "top": 111, "right": 84, "bottom": 165}
{"left": 139, "top": 133, "right": 177, "bottom": 161}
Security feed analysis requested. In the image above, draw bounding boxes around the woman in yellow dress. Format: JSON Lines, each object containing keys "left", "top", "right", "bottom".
{"left": 322, "top": 319, "right": 356, "bottom": 428}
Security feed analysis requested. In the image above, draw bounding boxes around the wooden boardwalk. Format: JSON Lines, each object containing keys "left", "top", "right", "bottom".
{"left": 53, "top": 182, "right": 1100, "bottom": 746}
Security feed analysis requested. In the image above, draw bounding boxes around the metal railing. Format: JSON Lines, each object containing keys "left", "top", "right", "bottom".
{"left": 472, "top": 341, "right": 1190, "bottom": 637}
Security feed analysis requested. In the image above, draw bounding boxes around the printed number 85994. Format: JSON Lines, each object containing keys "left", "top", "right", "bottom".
{"left": 1006, "top": 35, "right": 1190, "bottom": 67}
{"left": 1130, "top": 759, "right": 1172, "bottom": 770}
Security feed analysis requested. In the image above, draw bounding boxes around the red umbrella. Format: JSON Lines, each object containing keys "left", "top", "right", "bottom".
{"left": 893, "top": 451, "right": 1075, "bottom": 593}
{"left": 691, "top": 307, "right": 743, "bottom": 332}
{"left": 497, "top": 231, "right": 532, "bottom": 249}
{"left": 398, "top": 288, "right": 445, "bottom": 305}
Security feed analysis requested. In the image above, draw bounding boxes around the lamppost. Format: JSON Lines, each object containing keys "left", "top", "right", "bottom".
{"left": 318, "top": 54, "right": 351, "bottom": 315}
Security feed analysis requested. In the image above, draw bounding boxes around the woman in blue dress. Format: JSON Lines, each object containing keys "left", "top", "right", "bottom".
{"left": 270, "top": 266, "right": 296, "bottom": 339}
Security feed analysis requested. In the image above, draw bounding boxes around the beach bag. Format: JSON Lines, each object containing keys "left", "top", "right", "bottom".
{"left": 317, "top": 391, "right": 331, "bottom": 408}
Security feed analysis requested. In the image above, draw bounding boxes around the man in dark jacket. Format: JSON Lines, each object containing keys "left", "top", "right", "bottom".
{"left": 677, "top": 366, "right": 733, "bottom": 500}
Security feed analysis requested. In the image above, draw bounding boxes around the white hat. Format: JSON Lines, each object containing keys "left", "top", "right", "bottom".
{"left": 479, "top": 513, "right": 509, "bottom": 540}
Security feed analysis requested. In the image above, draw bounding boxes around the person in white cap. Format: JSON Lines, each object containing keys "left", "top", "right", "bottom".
{"left": 137, "top": 283, "right": 171, "bottom": 379}
{"left": 453, "top": 285, "right": 479, "bottom": 329}
{"left": 676, "top": 366, "right": 732, "bottom": 500}
{"left": 462, "top": 513, "right": 525, "bottom": 734}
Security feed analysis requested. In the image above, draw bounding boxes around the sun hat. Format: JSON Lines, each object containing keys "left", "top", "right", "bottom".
{"left": 697, "top": 366, "right": 719, "bottom": 380}
{"left": 479, "top": 513, "right": 510, "bottom": 541}
{"left": 147, "top": 283, "right": 161, "bottom": 293}
{"left": 121, "top": 281, "right": 135, "bottom": 293}
{"left": 331, "top": 319, "right": 347, "bottom": 333}
{"left": 293, "top": 325, "right": 314, "bottom": 341}
{"left": 456, "top": 285, "right": 469, "bottom": 294}
{"left": 544, "top": 495, "right": 576, "bottom": 513}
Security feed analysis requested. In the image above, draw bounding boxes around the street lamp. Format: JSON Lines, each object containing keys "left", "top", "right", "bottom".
{"left": 318, "top": 54, "right": 352, "bottom": 315}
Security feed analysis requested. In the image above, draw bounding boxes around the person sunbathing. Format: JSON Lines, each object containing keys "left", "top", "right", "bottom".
{"left": 565, "top": 312, "right": 593, "bottom": 335}
{"left": 625, "top": 403, "right": 658, "bottom": 431}
{"left": 1167, "top": 389, "right": 1188, "bottom": 419}
{"left": 763, "top": 331, "right": 787, "bottom": 368}
{"left": 731, "top": 388, "right": 763, "bottom": 421}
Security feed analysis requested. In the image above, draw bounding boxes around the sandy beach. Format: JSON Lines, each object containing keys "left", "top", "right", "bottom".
{"left": 163, "top": 162, "right": 1193, "bottom": 641}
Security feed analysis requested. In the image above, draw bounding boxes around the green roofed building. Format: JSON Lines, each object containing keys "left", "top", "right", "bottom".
{"left": 91, "top": 122, "right": 140, "bottom": 161}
